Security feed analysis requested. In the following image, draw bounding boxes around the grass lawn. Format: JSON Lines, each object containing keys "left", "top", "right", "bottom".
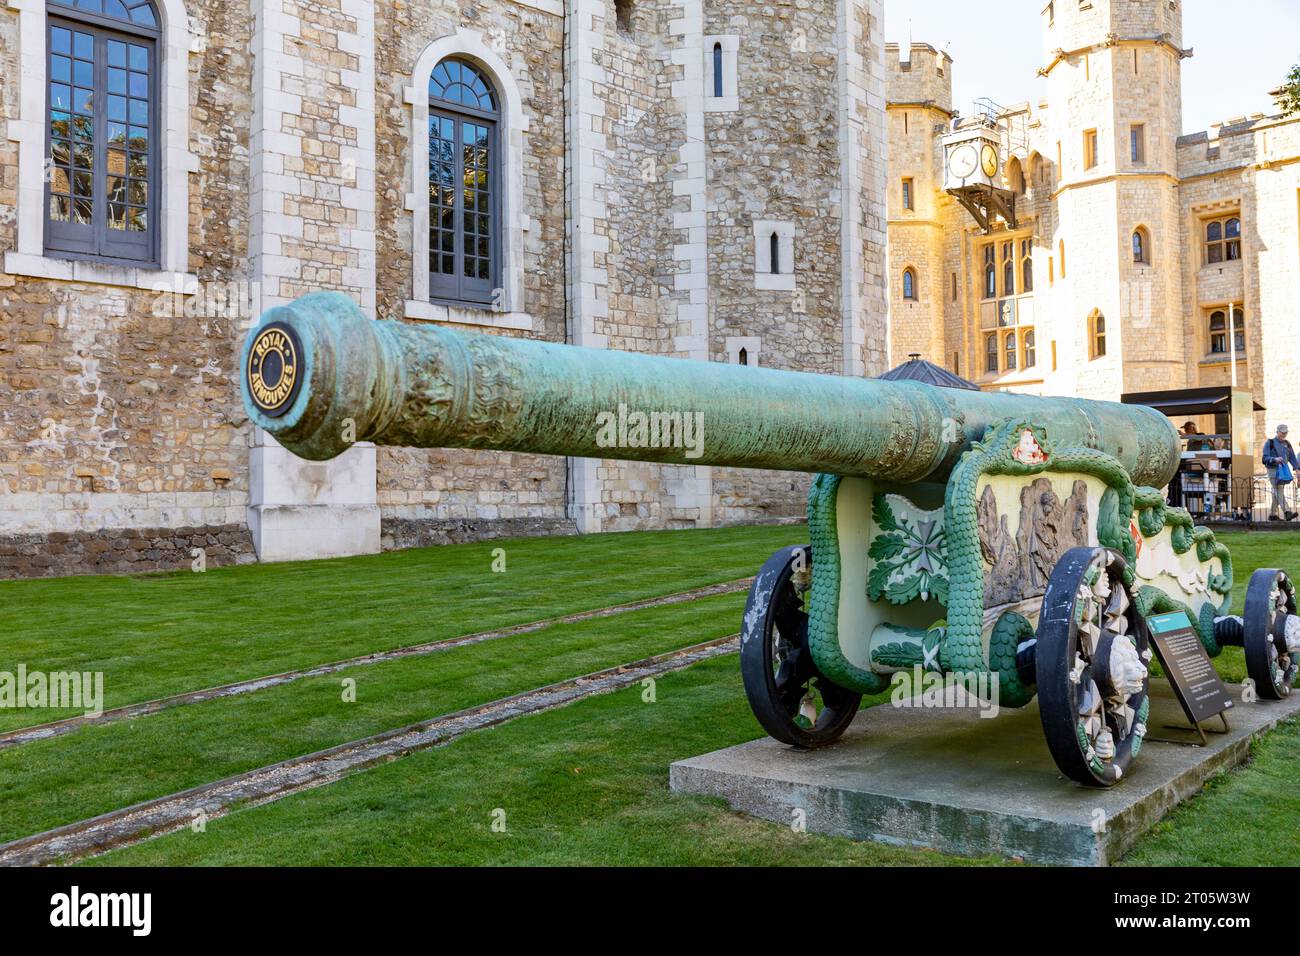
{"left": 0, "top": 524, "right": 798, "bottom": 733}
{"left": 0, "top": 525, "right": 1296, "bottom": 865}
{"left": 1121, "top": 717, "right": 1300, "bottom": 866}
{"left": 90, "top": 656, "right": 990, "bottom": 866}
{"left": 0, "top": 592, "right": 745, "bottom": 844}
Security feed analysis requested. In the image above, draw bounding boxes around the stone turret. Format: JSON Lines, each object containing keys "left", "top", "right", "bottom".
{"left": 1039, "top": 0, "right": 1189, "bottom": 399}
{"left": 886, "top": 43, "right": 955, "bottom": 365}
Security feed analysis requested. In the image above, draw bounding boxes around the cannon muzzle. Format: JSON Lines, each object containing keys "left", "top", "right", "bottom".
{"left": 241, "top": 292, "right": 1181, "bottom": 487}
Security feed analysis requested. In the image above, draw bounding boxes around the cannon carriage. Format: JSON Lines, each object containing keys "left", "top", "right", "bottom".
{"left": 241, "top": 292, "right": 1300, "bottom": 787}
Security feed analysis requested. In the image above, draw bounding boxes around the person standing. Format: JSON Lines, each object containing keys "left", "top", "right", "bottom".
{"left": 1263, "top": 424, "right": 1298, "bottom": 521}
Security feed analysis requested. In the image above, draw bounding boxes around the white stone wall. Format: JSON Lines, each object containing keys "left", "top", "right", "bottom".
{"left": 887, "top": 0, "right": 1300, "bottom": 465}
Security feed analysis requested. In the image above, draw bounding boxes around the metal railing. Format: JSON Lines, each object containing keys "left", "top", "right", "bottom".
{"left": 1170, "top": 473, "right": 1300, "bottom": 526}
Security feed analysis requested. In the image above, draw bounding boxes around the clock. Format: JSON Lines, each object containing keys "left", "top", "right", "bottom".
{"left": 981, "top": 143, "right": 1000, "bottom": 178}
{"left": 948, "top": 144, "right": 978, "bottom": 180}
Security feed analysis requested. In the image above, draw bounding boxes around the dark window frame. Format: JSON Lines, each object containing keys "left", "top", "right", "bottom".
{"left": 1205, "top": 215, "right": 1241, "bottom": 265}
{"left": 428, "top": 59, "right": 502, "bottom": 308}
{"left": 44, "top": 4, "right": 160, "bottom": 267}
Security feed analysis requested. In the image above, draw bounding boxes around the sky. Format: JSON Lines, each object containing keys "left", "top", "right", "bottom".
{"left": 884, "top": 0, "right": 1300, "bottom": 134}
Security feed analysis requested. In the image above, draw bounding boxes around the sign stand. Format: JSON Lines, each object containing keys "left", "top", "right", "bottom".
{"left": 1143, "top": 610, "right": 1236, "bottom": 747}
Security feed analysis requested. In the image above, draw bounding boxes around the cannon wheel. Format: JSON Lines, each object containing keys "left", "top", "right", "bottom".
{"left": 1244, "top": 569, "right": 1298, "bottom": 701}
{"left": 1036, "top": 547, "right": 1150, "bottom": 787}
{"left": 740, "top": 545, "right": 862, "bottom": 749}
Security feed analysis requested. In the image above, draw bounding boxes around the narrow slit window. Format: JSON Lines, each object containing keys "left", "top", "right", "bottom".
{"left": 770, "top": 232, "right": 780, "bottom": 275}
{"left": 713, "top": 43, "right": 724, "bottom": 98}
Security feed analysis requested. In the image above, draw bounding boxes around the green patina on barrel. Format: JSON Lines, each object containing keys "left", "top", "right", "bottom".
{"left": 241, "top": 291, "right": 1181, "bottom": 487}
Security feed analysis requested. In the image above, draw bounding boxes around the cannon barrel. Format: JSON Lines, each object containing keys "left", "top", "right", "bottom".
{"left": 240, "top": 291, "right": 1181, "bottom": 487}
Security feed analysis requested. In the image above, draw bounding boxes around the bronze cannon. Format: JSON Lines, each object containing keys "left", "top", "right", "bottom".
{"left": 241, "top": 292, "right": 1298, "bottom": 787}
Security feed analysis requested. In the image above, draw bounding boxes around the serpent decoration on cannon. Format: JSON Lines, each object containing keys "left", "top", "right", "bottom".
{"left": 241, "top": 292, "right": 1300, "bottom": 788}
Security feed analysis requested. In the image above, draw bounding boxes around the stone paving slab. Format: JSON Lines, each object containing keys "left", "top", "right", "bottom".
{"left": 670, "top": 681, "right": 1300, "bottom": 865}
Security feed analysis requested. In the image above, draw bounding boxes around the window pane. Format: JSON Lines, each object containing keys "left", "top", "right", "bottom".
{"left": 130, "top": 3, "right": 156, "bottom": 27}
{"left": 49, "top": 195, "right": 71, "bottom": 222}
{"left": 49, "top": 139, "right": 71, "bottom": 168}
{"left": 49, "top": 166, "right": 71, "bottom": 194}
{"left": 1226, "top": 218, "right": 1240, "bottom": 239}
{"left": 1206, "top": 221, "right": 1221, "bottom": 242}
{"left": 1208, "top": 244, "right": 1223, "bottom": 264}
{"left": 52, "top": 28, "right": 71, "bottom": 56}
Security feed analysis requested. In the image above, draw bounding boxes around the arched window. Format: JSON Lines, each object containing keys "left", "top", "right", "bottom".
{"left": 1132, "top": 227, "right": 1150, "bottom": 265}
{"left": 1208, "top": 308, "right": 1245, "bottom": 354}
{"left": 45, "top": 0, "right": 160, "bottom": 264}
{"left": 983, "top": 246, "right": 996, "bottom": 299}
{"left": 902, "top": 267, "right": 917, "bottom": 300}
{"left": 1004, "top": 332, "right": 1018, "bottom": 371}
{"left": 1001, "top": 241, "right": 1014, "bottom": 295}
{"left": 713, "top": 43, "right": 724, "bottom": 97}
{"left": 985, "top": 333, "right": 999, "bottom": 374}
{"left": 1023, "top": 329, "right": 1037, "bottom": 368}
{"left": 1090, "top": 311, "right": 1106, "bottom": 359}
{"left": 1205, "top": 215, "right": 1241, "bottom": 264}
{"left": 429, "top": 58, "right": 500, "bottom": 305}
{"left": 1020, "top": 239, "right": 1033, "bottom": 292}
{"left": 738, "top": 347, "right": 749, "bottom": 366}
{"left": 769, "top": 232, "right": 781, "bottom": 275}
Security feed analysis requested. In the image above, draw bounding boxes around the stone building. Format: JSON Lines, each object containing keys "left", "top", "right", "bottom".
{"left": 0, "top": 0, "right": 890, "bottom": 576}
{"left": 887, "top": 0, "right": 1300, "bottom": 444}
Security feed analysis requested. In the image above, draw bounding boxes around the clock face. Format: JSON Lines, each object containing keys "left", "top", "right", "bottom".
{"left": 949, "top": 144, "right": 978, "bottom": 180}
{"left": 981, "top": 143, "right": 1000, "bottom": 178}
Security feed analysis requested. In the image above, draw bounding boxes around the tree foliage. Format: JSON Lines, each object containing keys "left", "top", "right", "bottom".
{"left": 1275, "top": 62, "right": 1300, "bottom": 118}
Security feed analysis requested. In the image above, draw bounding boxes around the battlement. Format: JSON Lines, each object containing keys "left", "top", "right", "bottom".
{"left": 1041, "top": 0, "right": 1183, "bottom": 64}
{"left": 886, "top": 42, "right": 954, "bottom": 114}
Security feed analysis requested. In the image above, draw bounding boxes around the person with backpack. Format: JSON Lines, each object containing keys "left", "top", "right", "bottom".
{"left": 1263, "top": 424, "right": 1298, "bottom": 521}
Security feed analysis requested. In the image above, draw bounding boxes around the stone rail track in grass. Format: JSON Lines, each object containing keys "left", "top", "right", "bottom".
{"left": 0, "top": 577, "right": 753, "bottom": 751}
{"left": 0, "top": 636, "right": 741, "bottom": 866}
